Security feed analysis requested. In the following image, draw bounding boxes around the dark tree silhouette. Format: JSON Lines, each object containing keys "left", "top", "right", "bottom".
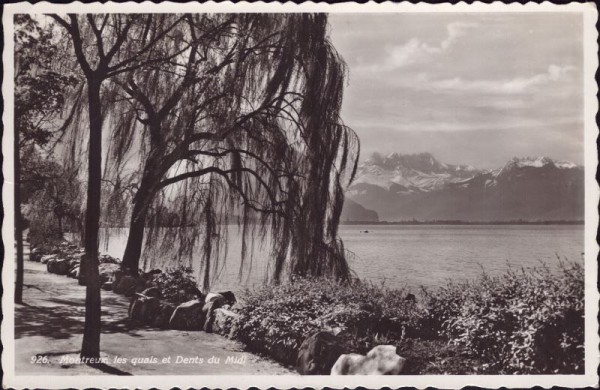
{"left": 49, "top": 13, "right": 182, "bottom": 359}
{"left": 43, "top": 13, "right": 357, "bottom": 358}
{"left": 14, "top": 15, "right": 78, "bottom": 303}
{"left": 101, "top": 14, "right": 359, "bottom": 288}
{"left": 21, "top": 152, "right": 84, "bottom": 243}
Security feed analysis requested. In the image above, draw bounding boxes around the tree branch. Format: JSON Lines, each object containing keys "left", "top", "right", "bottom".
{"left": 158, "top": 165, "right": 283, "bottom": 210}
{"left": 104, "top": 15, "right": 136, "bottom": 64}
{"left": 106, "top": 15, "right": 187, "bottom": 71}
{"left": 86, "top": 15, "right": 106, "bottom": 61}
{"left": 49, "top": 14, "right": 92, "bottom": 76}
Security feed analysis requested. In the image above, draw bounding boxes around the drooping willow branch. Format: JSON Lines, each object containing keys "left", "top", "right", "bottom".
{"left": 54, "top": 13, "right": 360, "bottom": 290}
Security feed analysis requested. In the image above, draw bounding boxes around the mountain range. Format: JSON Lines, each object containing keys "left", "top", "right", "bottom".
{"left": 341, "top": 153, "right": 584, "bottom": 222}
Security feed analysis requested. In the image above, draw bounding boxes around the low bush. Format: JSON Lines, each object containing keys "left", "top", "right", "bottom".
{"left": 28, "top": 226, "right": 65, "bottom": 252}
{"left": 232, "top": 277, "right": 426, "bottom": 365}
{"left": 231, "top": 261, "right": 584, "bottom": 374}
{"left": 151, "top": 266, "right": 201, "bottom": 305}
{"left": 421, "top": 260, "right": 584, "bottom": 374}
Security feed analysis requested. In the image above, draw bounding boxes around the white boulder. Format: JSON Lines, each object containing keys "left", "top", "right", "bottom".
{"left": 330, "top": 345, "right": 406, "bottom": 375}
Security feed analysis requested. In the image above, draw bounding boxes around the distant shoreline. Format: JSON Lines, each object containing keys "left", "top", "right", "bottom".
{"left": 89, "top": 220, "right": 586, "bottom": 229}
{"left": 340, "top": 220, "right": 585, "bottom": 226}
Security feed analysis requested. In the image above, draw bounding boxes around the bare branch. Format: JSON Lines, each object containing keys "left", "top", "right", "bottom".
{"left": 104, "top": 16, "right": 136, "bottom": 64}
{"left": 86, "top": 15, "right": 106, "bottom": 61}
{"left": 49, "top": 15, "right": 92, "bottom": 76}
{"left": 106, "top": 15, "right": 187, "bottom": 71}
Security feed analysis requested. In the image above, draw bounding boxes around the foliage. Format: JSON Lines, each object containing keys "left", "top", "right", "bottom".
{"left": 15, "top": 14, "right": 79, "bottom": 147}
{"left": 232, "top": 277, "right": 424, "bottom": 365}
{"left": 15, "top": 15, "right": 83, "bottom": 247}
{"left": 21, "top": 149, "right": 84, "bottom": 245}
{"left": 420, "top": 260, "right": 584, "bottom": 374}
{"left": 231, "top": 262, "right": 584, "bottom": 374}
{"left": 49, "top": 14, "right": 359, "bottom": 287}
{"left": 151, "top": 266, "right": 201, "bottom": 305}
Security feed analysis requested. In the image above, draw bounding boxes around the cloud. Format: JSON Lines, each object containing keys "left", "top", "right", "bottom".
{"left": 349, "top": 114, "right": 583, "bottom": 138}
{"left": 417, "top": 65, "right": 577, "bottom": 95}
{"left": 329, "top": 13, "right": 584, "bottom": 167}
{"left": 441, "top": 21, "right": 478, "bottom": 50}
{"left": 364, "top": 21, "right": 478, "bottom": 71}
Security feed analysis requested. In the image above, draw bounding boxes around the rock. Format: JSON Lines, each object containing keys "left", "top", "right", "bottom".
{"left": 67, "top": 258, "right": 81, "bottom": 269}
{"left": 113, "top": 275, "right": 143, "bottom": 296}
{"left": 202, "top": 295, "right": 226, "bottom": 333}
{"left": 134, "top": 283, "right": 147, "bottom": 295}
{"left": 29, "top": 248, "right": 42, "bottom": 262}
{"left": 40, "top": 254, "right": 57, "bottom": 264}
{"left": 141, "top": 287, "right": 162, "bottom": 299}
{"left": 297, "top": 331, "right": 346, "bottom": 375}
{"left": 330, "top": 345, "right": 406, "bottom": 375}
{"left": 101, "top": 282, "right": 113, "bottom": 291}
{"left": 141, "top": 269, "right": 162, "bottom": 283}
{"left": 152, "top": 302, "right": 176, "bottom": 329}
{"left": 143, "top": 297, "right": 163, "bottom": 324}
{"left": 212, "top": 308, "right": 240, "bottom": 338}
{"left": 99, "top": 254, "right": 120, "bottom": 264}
{"left": 169, "top": 299, "right": 205, "bottom": 330}
{"left": 67, "top": 266, "right": 80, "bottom": 279}
{"left": 204, "top": 291, "right": 235, "bottom": 304}
{"left": 129, "top": 297, "right": 142, "bottom": 320}
{"left": 113, "top": 270, "right": 125, "bottom": 286}
{"left": 129, "top": 296, "right": 161, "bottom": 324}
{"left": 98, "top": 263, "right": 121, "bottom": 284}
{"left": 217, "top": 291, "right": 237, "bottom": 306}
{"left": 47, "top": 258, "right": 70, "bottom": 275}
{"left": 204, "top": 292, "right": 222, "bottom": 303}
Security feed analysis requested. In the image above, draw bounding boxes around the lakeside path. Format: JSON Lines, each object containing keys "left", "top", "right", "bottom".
{"left": 14, "top": 260, "right": 295, "bottom": 375}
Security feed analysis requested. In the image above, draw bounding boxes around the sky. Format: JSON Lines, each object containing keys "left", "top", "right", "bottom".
{"left": 328, "top": 13, "right": 584, "bottom": 169}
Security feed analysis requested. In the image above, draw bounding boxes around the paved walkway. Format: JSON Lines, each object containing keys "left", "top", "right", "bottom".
{"left": 14, "top": 260, "right": 294, "bottom": 375}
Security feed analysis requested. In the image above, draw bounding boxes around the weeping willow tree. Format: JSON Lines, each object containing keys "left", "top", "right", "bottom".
{"left": 91, "top": 13, "right": 360, "bottom": 289}
{"left": 54, "top": 13, "right": 358, "bottom": 298}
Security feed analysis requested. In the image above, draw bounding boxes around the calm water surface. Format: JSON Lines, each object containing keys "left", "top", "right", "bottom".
{"left": 99, "top": 225, "right": 584, "bottom": 292}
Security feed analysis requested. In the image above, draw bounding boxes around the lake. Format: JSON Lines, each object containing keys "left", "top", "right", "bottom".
{"left": 98, "top": 225, "right": 584, "bottom": 293}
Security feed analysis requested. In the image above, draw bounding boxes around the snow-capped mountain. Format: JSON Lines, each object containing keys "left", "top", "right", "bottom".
{"left": 344, "top": 153, "right": 583, "bottom": 222}
{"left": 494, "top": 156, "right": 579, "bottom": 178}
{"left": 352, "top": 152, "right": 478, "bottom": 193}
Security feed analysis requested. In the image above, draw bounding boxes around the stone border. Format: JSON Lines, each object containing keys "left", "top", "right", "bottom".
{"left": 31, "top": 242, "right": 240, "bottom": 337}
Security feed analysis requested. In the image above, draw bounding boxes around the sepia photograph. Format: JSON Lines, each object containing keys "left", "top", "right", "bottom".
{"left": 2, "top": 2, "right": 598, "bottom": 389}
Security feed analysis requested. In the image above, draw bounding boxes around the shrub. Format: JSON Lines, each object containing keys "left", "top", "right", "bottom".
{"left": 231, "top": 261, "right": 584, "bottom": 374}
{"left": 232, "top": 277, "right": 425, "bottom": 365}
{"left": 151, "top": 266, "right": 200, "bottom": 305}
{"left": 28, "top": 221, "right": 64, "bottom": 250}
{"left": 421, "top": 261, "right": 584, "bottom": 374}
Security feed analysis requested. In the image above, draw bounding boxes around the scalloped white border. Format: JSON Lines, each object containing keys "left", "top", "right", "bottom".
{"left": 2, "top": 2, "right": 599, "bottom": 389}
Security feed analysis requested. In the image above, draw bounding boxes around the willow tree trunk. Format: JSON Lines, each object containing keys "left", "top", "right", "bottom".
{"left": 120, "top": 193, "right": 150, "bottom": 275}
{"left": 57, "top": 215, "right": 63, "bottom": 236}
{"left": 80, "top": 78, "right": 103, "bottom": 360}
{"left": 120, "top": 158, "right": 160, "bottom": 274}
{"left": 14, "top": 122, "right": 24, "bottom": 304}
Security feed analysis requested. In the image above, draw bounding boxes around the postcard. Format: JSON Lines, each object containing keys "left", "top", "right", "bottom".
{"left": 2, "top": 1, "right": 598, "bottom": 388}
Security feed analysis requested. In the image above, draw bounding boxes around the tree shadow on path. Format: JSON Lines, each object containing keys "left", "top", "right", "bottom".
{"left": 88, "top": 362, "right": 133, "bottom": 375}
{"left": 15, "top": 266, "right": 144, "bottom": 340}
{"left": 16, "top": 299, "right": 145, "bottom": 339}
